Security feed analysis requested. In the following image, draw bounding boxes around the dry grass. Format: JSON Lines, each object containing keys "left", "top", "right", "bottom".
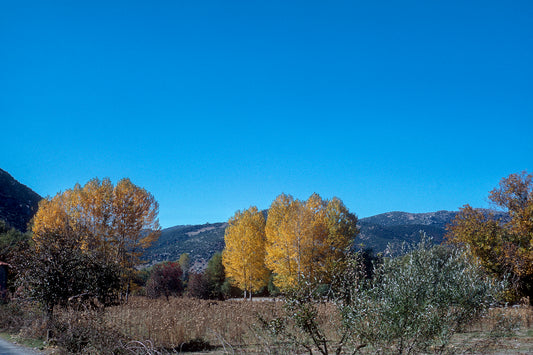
{"left": 4, "top": 296, "right": 533, "bottom": 354}
{"left": 103, "top": 297, "right": 533, "bottom": 354}
{"left": 104, "top": 296, "right": 286, "bottom": 351}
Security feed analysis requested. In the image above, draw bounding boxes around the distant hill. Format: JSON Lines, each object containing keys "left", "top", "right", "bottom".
{"left": 143, "top": 209, "right": 509, "bottom": 268}
{"left": 355, "top": 211, "right": 457, "bottom": 253}
{"left": 143, "top": 222, "right": 227, "bottom": 270}
{"left": 355, "top": 209, "right": 509, "bottom": 254}
{"left": 0, "top": 169, "right": 42, "bottom": 232}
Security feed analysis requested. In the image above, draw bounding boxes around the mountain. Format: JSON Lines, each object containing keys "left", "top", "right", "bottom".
{"left": 143, "top": 222, "right": 227, "bottom": 270}
{"left": 355, "top": 211, "right": 458, "bottom": 253}
{"left": 355, "top": 209, "right": 509, "bottom": 253}
{"left": 143, "top": 209, "right": 509, "bottom": 268}
{"left": 0, "top": 169, "right": 42, "bottom": 232}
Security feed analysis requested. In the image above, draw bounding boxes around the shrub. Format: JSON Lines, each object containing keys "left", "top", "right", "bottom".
{"left": 146, "top": 262, "right": 183, "bottom": 300}
{"left": 340, "top": 239, "right": 502, "bottom": 354}
{"left": 187, "top": 272, "right": 210, "bottom": 299}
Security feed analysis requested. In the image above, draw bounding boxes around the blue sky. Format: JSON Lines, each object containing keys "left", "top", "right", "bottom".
{"left": 1, "top": 1, "right": 532, "bottom": 228}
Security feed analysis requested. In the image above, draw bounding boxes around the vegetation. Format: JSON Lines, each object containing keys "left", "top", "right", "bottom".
{"left": 223, "top": 206, "right": 270, "bottom": 298}
{"left": 265, "top": 193, "right": 358, "bottom": 291}
{"left": 447, "top": 171, "right": 533, "bottom": 303}
{"left": 257, "top": 239, "right": 501, "bottom": 354}
{"left": 146, "top": 261, "right": 184, "bottom": 300}
{"left": 1, "top": 171, "right": 532, "bottom": 354}
{"left": 1, "top": 295, "right": 531, "bottom": 354}
{"left": 31, "top": 177, "right": 160, "bottom": 272}
{"left": 0, "top": 220, "right": 31, "bottom": 293}
{"left": 340, "top": 240, "right": 501, "bottom": 354}
{"left": 20, "top": 177, "right": 161, "bottom": 318}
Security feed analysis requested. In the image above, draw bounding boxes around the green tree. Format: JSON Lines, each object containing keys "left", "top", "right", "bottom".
{"left": 447, "top": 171, "right": 533, "bottom": 303}
{"left": 261, "top": 240, "right": 499, "bottom": 355}
{"left": 178, "top": 253, "right": 191, "bottom": 273}
{"left": 0, "top": 219, "right": 31, "bottom": 266}
{"left": 205, "top": 252, "right": 226, "bottom": 300}
{"left": 339, "top": 240, "right": 500, "bottom": 354}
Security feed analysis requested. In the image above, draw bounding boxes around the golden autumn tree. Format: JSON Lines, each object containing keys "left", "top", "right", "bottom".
{"left": 447, "top": 171, "right": 533, "bottom": 303}
{"left": 265, "top": 193, "right": 358, "bottom": 291}
{"left": 222, "top": 206, "right": 269, "bottom": 299}
{"left": 32, "top": 178, "right": 160, "bottom": 289}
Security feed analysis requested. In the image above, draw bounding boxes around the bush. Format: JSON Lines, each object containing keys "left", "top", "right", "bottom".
{"left": 340, "top": 240, "right": 502, "bottom": 354}
{"left": 50, "top": 309, "right": 128, "bottom": 354}
{"left": 19, "top": 239, "right": 122, "bottom": 320}
{"left": 187, "top": 272, "right": 210, "bottom": 299}
{"left": 146, "top": 262, "right": 183, "bottom": 300}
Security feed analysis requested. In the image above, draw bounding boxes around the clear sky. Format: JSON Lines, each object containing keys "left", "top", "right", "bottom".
{"left": 1, "top": 1, "right": 532, "bottom": 228}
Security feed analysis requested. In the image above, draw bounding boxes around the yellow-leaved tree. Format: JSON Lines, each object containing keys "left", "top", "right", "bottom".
{"left": 222, "top": 206, "right": 270, "bottom": 299}
{"left": 447, "top": 171, "right": 533, "bottom": 303}
{"left": 265, "top": 193, "right": 358, "bottom": 291}
{"left": 32, "top": 177, "right": 160, "bottom": 289}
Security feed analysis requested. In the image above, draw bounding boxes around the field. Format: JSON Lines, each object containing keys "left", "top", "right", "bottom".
{"left": 65, "top": 297, "right": 533, "bottom": 354}
{"left": 2, "top": 296, "right": 533, "bottom": 354}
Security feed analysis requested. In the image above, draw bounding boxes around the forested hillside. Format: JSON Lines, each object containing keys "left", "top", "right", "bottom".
{"left": 0, "top": 168, "right": 42, "bottom": 232}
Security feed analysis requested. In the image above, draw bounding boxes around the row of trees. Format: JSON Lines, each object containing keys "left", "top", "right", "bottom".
{"left": 220, "top": 172, "right": 532, "bottom": 304}
{"left": 2, "top": 171, "right": 531, "bottom": 319}
{"left": 222, "top": 193, "right": 359, "bottom": 297}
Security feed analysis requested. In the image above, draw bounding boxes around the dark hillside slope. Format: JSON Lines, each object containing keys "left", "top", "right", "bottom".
{"left": 356, "top": 210, "right": 508, "bottom": 253}
{"left": 355, "top": 211, "right": 458, "bottom": 253}
{"left": 0, "top": 169, "right": 42, "bottom": 232}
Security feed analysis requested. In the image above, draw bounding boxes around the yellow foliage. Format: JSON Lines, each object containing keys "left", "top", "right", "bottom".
{"left": 265, "top": 193, "right": 358, "bottom": 291}
{"left": 447, "top": 171, "right": 533, "bottom": 303}
{"left": 222, "top": 206, "right": 269, "bottom": 295}
{"left": 32, "top": 177, "right": 160, "bottom": 270}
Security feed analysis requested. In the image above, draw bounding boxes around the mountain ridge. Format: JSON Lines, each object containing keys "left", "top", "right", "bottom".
{"left": 144, "top": 209, "right": 509, "bottom": 268}
{"left": 0, "top": 168, "right": 42, "bottom": 232}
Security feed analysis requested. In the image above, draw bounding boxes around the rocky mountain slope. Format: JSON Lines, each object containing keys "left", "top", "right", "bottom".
{"left": 0, "top": 169, "right": 42, "bottom": 232}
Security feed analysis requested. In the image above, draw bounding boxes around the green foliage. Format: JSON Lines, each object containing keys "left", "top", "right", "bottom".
{"left": 0, "top": 219, "right": 31, "bottom": 261}
{"left": 340, "top": 239, "right": 501, "bottom": 354}
{"left": 178, "top": 252, "right": 191, "bottom": 280}
{"left": 205, "top": 251, "right": 226, "bottom": 300}
{"left": 0, "top": 220, "right": 32, "bottom": 295}
{"left": 259, "top": 239, "right": 501, "bottom": 354}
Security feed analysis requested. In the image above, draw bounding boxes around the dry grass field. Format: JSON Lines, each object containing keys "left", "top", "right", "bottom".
{"left": 100, "top": 297, "right": 533, "bottom": 354}
{"left": 104, "top": 297, "right": 286, "bottom": 352}
{"left": 3, "top": 296, "right": 533, "bottom": 354}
